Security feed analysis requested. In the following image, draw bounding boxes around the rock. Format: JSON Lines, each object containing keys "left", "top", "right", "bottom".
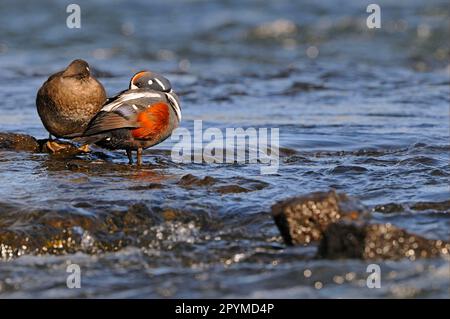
{"left": 0, "top": 132, "right": 91, "bottom": 157}
{"left": 318, "top": 222, "right": 450, "bottom": 260}
{"left": 272, "top": 190, "right": 450, "bottom": 261}
{"left": 65, "top": 159, "right": 146, "bottom": 173}
{"left": 271, "top": 190, "right": 368, "bottom": 245}
{"left": 282, "top": 81, "right": 327, "bottom": 95}
{"left": 124, "top": 203, "right": 163, "bottom": 227}
{"left": 178, "top": 174, "right": 217, "bottom": 187}
{"left": 0, "top": 132, "right": 40, "bottom": 152}
{"left": 317, "top": 222, "right": 366, "bottom": 259}
{"left": 215, "top": 185, "right": 250, "bottom": 194}
{"left": 128, "top": 183, "right": 165, "bottom": 190}
{"left": 177, "top": 174, "right": 269, "bottom": 194}
{"left": 0, "top": 203, "right": 170, "bottom": 259}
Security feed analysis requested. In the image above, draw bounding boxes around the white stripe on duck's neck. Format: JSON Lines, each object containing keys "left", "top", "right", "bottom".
{"left": 166, "top": 92, "right": 182, "bottom": 122}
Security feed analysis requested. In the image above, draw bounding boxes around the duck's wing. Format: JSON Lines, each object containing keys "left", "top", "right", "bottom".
{"left": 83, "top": 104, "right": 140, "bottom": 136}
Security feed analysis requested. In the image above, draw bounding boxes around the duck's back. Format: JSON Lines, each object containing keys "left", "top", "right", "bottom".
{"left": 36, "top": 73, "right": 106, "bottom": 138}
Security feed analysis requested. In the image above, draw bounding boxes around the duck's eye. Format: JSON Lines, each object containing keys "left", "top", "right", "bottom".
{"left": 148, "top": 79, "right": 153, "bottom": 85}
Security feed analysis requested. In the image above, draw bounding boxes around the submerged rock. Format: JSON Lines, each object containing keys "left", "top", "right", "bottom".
{"left": 0, "top": 202, "right": 216, "bottom": 259}
{"left": 0, "top": 132, "right": 89, "bottom": 156}
{"left": 0, "top": 132, "right": 40, "bottom": 152}
{"left": 40, "top": 140, "right": 89, "bottom": 156}
{"left": 271, "top": 190, "right": 367, "bottom": 245}
{"left": 318, "top": 222, "right": 450, "bottom": 260}
{"left": 272, "top": 190, "right": 449, "bottom": 260}
{"left": 178, "top": 174, "right": 217, "bottom": 187}
{"left": 178, "top": 174, "right": 269, "bottom": 194}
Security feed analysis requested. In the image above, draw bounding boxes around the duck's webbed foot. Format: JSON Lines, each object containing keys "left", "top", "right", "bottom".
{"left": 42, "top": 139, "right": 89, "bottom": 155}
{"left": 44, "top": 140, "right": 69, "bottom": 153}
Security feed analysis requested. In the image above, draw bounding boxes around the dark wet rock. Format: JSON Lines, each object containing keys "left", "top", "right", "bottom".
{"left": 0, "top": 132, "right": 40, "bottom": 152}
{"left": 317, "top": 222, "right": 366, "bottom": 259}
{"left": 215, "top": 185, "right": 250, "bottom": 194}
{"left": 330, "top": 165, "right": 368, "bottom": 174}
{"left": 178, "top": 174, "right": 269, "bottom": 194}
{"left": 128, "top": 183, "right": 165, "bottom": 190}
{"left": 212, "top": 95, "right": 232, "bottom": 102}
{"left": 178, "top": 174, "right": 217, "bottom": 187}
{"left": 65, "top": 159, "right": 162, "bottom": 173}
{"left": 283, "top": 155, "right": 316, "bottom": 165}
{"left": 278, "top": 147, "right": 298, "bottom": 157}
{"left": 272, "top": 190, "right": 450, "bottom": 261}
{"left": 66, "top": 159, "right": 113, "bottom": 172}
{"left": 106, "top": 203, "right": 164, "bottom": 237}
{"left": 271, "top": 190, "right": 368, "bottom": 245}
{"left": 160, "top": 208, "right": 216, "bottom": 230}
{"left": 0, "top": 209, "right": 103, "bottom": 257}
{"left": 410, "top": 200, "right": 450, "bottom": 212}
{"left": 374, "top": 200, "right": 450, "bottom": 214}
{"left": 282, "top": 81, "right": 327, "bottom": 95}
{"left": 0, "top": 202, "right": 219, "bottom": 259}
{"left": 0, "top": 132, "right": 91, "bottom": 157}
{"left": 318, "top": 222, "right": 450, "bottom": 260}
{"left": 267, "top": 66, "right": 299, "bottom": 79}
{"left": 373, "top": 203, "right": 406, "bottom": 214}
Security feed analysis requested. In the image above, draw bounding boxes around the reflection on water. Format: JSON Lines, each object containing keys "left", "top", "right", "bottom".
{"left": 0, "top": 0, "right": 449, "bottom": 298}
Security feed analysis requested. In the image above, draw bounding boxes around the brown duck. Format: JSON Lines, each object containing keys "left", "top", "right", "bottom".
{"left": 36, "top": 59, "right": 107, "bottom": 139}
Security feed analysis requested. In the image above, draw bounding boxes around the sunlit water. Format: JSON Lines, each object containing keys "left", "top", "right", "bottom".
{"left": 0, "top": 0, "right": 449, "bottom": 298}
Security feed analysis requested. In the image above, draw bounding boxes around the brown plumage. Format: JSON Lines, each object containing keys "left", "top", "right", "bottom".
{"left": 36, "top": 59, "right": 107, "bottom": 138}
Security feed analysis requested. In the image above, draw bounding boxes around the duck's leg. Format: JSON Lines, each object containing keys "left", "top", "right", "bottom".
{"left": 126, "top": 149, "right": 134, "bottom": 164}
{"left": 137, "top": 147, "right": 143, "bottom": 166}
{"left": 48, "top": 133, "right": 53, "bottom": 141}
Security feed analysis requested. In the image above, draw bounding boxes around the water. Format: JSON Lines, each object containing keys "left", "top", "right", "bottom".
{"left": 0, "top": 0, "right": 449, "bottom": 298}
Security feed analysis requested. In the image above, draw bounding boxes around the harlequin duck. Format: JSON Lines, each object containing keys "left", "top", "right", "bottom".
{"left": 36, "top": 59, "right": 107, "bottom": 139}
{"left": 79, "top": 71, "right": 181, "bottom": 165}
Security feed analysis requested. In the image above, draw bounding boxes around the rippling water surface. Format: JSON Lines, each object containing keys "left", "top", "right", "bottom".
{"left": 0, "top": 0, "right": 449, "bottom": 298}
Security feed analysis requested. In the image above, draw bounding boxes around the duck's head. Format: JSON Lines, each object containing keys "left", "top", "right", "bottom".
{"left": 63, "top": 59, "right": 91, "bottom": 78}
{"left": 129, "top": 70, "right": 172, "bottom": 92}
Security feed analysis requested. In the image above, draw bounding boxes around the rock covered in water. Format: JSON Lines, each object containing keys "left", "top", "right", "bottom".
{"left": 0, "top": 202, "right": 216, "bottom": 259}
{"left": 177, "top": 174, "right": 269, "bottom": 194}
{"left": 0, "top": 132, "right": 89, "bottom": 156}
{"left": 41, "top": 140, "right": 89, "bottom": 156}
{"left": 271, "top": 190, "right": 367, "bottom": 245}
{"left": 271, "top": 190, "right": 449, "bottom": 260}
{"left": 0, "top": 132, "right": 40, "bottom": 152}
{"left": 318, "top": 222, "right": 450, "bottom": 260}
{"left": 0, "top": 203, "right": 162, "bottom": 258}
